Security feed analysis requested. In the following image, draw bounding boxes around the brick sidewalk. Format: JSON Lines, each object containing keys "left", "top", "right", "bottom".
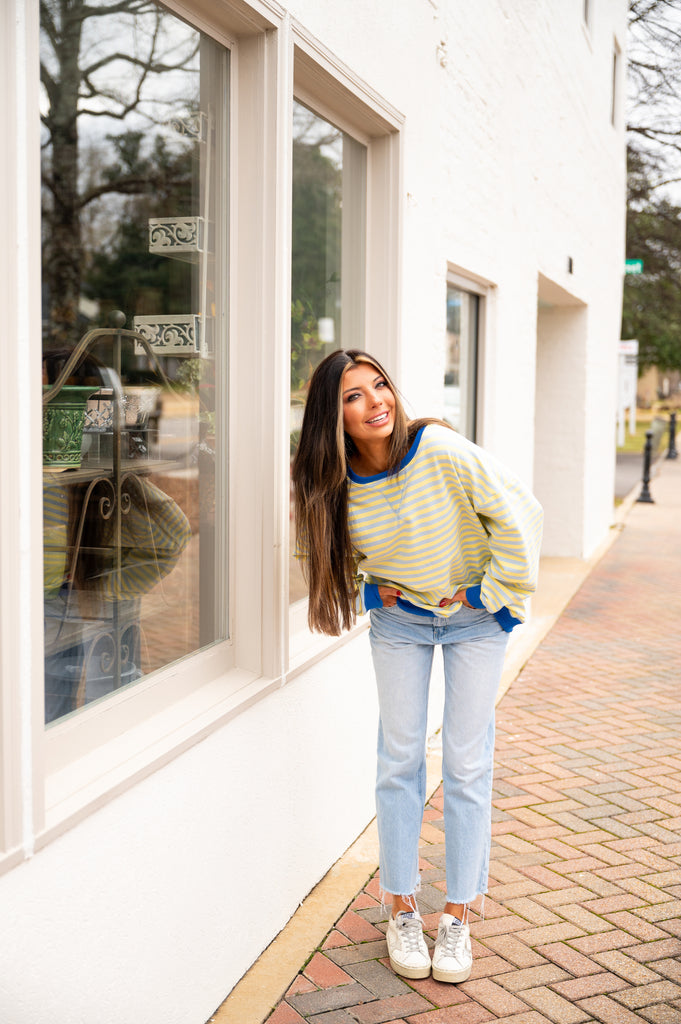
{"left": 265, "top": 457, "right": 681, "bottom": 1024}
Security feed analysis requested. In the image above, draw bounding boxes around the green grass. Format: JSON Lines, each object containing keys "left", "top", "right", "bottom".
{"left": 617, "top": 415, "right": 668, "bottom": 454}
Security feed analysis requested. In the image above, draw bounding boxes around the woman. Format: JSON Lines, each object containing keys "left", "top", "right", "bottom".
{"left": 292, "top": 349, "right": 542, "bottom": 983}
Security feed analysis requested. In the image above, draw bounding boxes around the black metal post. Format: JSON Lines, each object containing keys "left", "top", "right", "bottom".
{"left": 666, "top": 411, "right": 678, "bottom": 459}
{"left": 636, "top": 430, "right": 655, "bottom": 503}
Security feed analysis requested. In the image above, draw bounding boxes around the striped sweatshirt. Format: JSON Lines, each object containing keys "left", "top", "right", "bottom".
{"left": 348, "top": 424, "right": 543, "bottom": 631}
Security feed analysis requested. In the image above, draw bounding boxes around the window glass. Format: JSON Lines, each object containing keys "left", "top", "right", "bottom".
{"left": 445, "top": 285, "right": 479, "bottom": 441}
{"left": 40, "top": 1, "right": 228, "bottom": 724}
{"left": 289, "top": 102, "right": 367, "bottom": 608}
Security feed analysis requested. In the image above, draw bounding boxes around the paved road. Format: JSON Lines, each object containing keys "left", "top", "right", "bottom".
{"left": 615, "top": 451, "right": 645, "bottom": 501}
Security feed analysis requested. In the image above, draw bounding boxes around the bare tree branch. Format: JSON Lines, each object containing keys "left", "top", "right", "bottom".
{"left": 81, "top": 51, "right": 189, "bottom": 79}
{"left": 626, "top": 0, "right": 681, "bottom": 191}
{"left": 40, "top": 61, "right": 57, "bottom": 100}
{"left": 39, "top": 1, "right": 59, "bottom": 49}
{"left": 39, "top": 0, "right": 201, "bottom": 343}
{"left": 78, "top": 175, "right": 160, "bottom": 207}
{"left": 81, "top": 1, "right": 156, "bottom": 17}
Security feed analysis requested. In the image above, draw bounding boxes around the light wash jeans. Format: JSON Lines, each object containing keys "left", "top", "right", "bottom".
{"left": 369, "top": 603, "right": 509, "bottom": 905}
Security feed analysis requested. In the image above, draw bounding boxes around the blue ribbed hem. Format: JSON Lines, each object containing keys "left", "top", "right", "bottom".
{"left": 376, "top": 588, "right": 520, "bottom": 632}
{"left": 396, "top": 597, "right": 434, "bottom": 617}
{"left": 465, "top": 585, "right": 484, "bottom": 608}
{"left": 363, "top": 583, "right": 383, "bottom": 610}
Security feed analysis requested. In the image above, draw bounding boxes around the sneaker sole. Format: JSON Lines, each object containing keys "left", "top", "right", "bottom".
{"left": 432, "top": 963, "right": 472, "bottom": 983}
{"left": 388, "top": 955, "right": 431, "bottom": 980}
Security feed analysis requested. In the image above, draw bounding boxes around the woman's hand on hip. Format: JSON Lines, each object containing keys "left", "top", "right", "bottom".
{"left": 378, "top": 586, "right": 402, "bottom": 607}
{"left": 439, "top": 589, "right": 472, "bottom": 609}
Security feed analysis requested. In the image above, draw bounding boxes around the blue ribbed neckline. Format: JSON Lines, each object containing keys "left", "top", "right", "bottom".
{"left": 347, "top": 424, "right": 427, "bottom": 483}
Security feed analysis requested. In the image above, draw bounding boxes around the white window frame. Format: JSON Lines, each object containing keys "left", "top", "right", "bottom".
{"left": 446, "top": 265, "right": 496, "bottom": 448}
{"left": 287, "top": 24, "right": 404, "bottom": 673}
{"left": 1, "top": 0, "right": 286, "bottom": 863}
{"left": 611, "top": 37, "right": 622, "bottom": 128}
{"left": 0, "top": 0, "right": 403, "bottom": 871}
{"left": 1, "top": 0, "right": 45, "bottom": 868}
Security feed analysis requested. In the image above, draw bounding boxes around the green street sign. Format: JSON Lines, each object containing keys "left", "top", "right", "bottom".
{"left": 625, "top": 259, "right": 643, "bottom": 275}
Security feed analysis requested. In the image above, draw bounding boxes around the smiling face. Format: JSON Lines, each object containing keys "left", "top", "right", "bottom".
{"left": 341, "top": 360, "right": 396, "bottom": 449}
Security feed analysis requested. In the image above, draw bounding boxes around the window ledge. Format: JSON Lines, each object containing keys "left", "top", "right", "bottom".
{"left": 39, "top": 666, "right": 277, "bottom": 849}
{"left": 38, "top": 609, "right": 370, "bottom": 851}
{"left": 0, "top": 846, "right": 29, "bottom": 881}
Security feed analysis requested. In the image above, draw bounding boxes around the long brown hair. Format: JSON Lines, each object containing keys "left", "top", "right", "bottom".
{"left": 292, "top": 349, "right": 436, "bottom": 635}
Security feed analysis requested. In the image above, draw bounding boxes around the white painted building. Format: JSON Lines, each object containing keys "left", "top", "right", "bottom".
{"left": 0, "top": 0, "right": 626, "bottom": 1021}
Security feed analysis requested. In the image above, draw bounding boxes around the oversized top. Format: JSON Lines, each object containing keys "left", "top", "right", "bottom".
{"left": 348, "top": 423, "right": 543, "bottom": 631}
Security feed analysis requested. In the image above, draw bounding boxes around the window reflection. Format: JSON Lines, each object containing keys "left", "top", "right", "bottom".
{"left": 445, "top": 285, "right": 479, "bottom": 441}
{"left": 289, "top": 102, "right": 367, "bottom": 608}
{"left": 40, "top": 2, "right": 228, "bottom": 723}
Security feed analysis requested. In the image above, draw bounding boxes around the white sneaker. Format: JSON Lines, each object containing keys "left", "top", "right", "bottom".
{"left": 386, "top": 911, "right": 431, "bottom": 979}
{"left": 431, "top": 913, "right": 472, "bottom": 983}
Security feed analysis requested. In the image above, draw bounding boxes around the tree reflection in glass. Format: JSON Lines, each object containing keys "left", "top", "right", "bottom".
{"left": 40, "top": 1, "right": 228, "bottom": 723}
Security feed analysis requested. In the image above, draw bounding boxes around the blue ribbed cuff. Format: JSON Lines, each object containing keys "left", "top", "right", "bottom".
{"left": 466, "top": 585, "right": 520, "bottom": 633}
{"left": 493, "top": 606, "right": 521, "bottom": 632}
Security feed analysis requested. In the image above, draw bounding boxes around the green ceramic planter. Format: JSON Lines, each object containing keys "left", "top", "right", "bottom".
{"left": 43, "top": 385, "right": 97, "bottom": 468}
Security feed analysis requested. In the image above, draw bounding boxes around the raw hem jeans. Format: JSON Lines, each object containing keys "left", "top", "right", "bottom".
{"left": 369, "top": 603, "right": 508, "bottom": 905}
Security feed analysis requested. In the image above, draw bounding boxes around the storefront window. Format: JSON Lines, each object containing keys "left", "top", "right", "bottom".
{"left": 445, "top": 284, "right": 479, "bottom": 441}
{"left": 289, "top": 102, "right": 366, "bottom": 609}
{"left": 40, "top": 1, "right": 228, "bottom": 724}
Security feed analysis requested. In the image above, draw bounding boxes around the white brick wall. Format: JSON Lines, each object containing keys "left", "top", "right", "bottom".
{"left": 291, "top": 0, "right": 625, "bottom": 545}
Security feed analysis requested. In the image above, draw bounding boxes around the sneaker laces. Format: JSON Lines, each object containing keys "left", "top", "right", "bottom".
{"left": 440, "top": 919, "right": 467, "bottom": 958}
{"left": 397, "top": 913, "right": 424, "bottom": 952}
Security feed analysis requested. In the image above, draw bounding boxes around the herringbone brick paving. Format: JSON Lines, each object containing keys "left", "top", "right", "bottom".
{"left": 265, "top": 458, "right": 681, "bottom": 1024}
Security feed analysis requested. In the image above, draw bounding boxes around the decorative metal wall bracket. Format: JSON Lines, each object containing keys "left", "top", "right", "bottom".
{"left": 133, "top": 314, "right": 203, "bottom": 356}
{"left": 166, "top": 111, "right": 208, "bottom": 142}
{"left": 148, "top": 217, "right": 204, "bottom": 262}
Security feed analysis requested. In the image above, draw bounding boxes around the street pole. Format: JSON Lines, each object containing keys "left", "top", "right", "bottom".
{"left": 665, "top": 412, "right": 678, "bottom": 460}
{"left": 636, "top": 430, "right": 655, "bottom": 503}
